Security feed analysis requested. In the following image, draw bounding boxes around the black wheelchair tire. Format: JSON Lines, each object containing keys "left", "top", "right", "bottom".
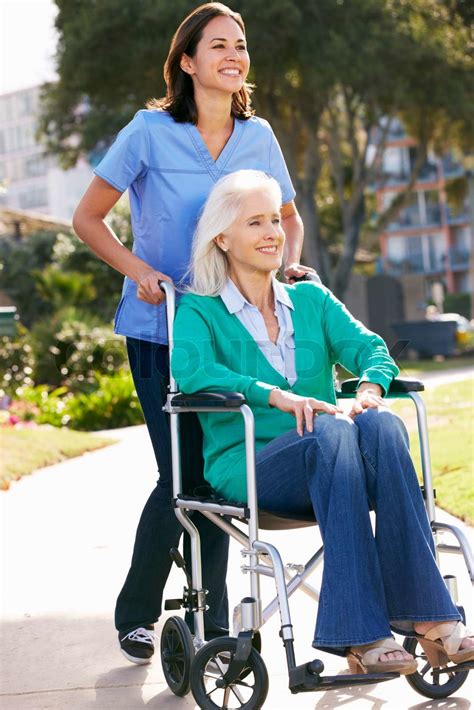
{"left": 403, "top": 636, "right": 469, "bottom": 699}
{"left": 160, "top": 616, "right": 194, "bottom": 696}
{"left": 191, "top": 637, "right": 269, "bottom": 710}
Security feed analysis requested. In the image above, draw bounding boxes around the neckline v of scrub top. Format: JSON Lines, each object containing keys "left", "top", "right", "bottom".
{"left": 184, "top": 118, "right": 245, "bottom": 180}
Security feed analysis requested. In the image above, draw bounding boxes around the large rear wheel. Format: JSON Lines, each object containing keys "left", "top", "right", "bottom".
{"left": 403, "top": 636, "right": 469, "bottom": 699}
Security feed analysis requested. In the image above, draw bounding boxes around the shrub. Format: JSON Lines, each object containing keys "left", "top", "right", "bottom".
{"left": 0, "top": 324, "right": 36, "bottom": 396}
{"left": 30, "top": 309, "right": 127, "bottom": 390}
{"left": 64, "top": 370, "right": 143, "bottom": 430}
{"left": 444, "top": 292, "right": 471, "bottom": 320}
{"left": 14, "top": 385, "right": 70, "bottom": 427}
{"left": 33, "top": 266, "right": 97, "bottom": 310}
{"left": 0, "top": 231, "right": 57, "bottom": 326}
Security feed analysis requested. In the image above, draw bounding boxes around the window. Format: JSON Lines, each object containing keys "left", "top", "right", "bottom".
{"left": 19, "top": 186, "right": 48, "bottom": 209}
{"left": 24, "top": 155, "right": 47, "bottom": 178}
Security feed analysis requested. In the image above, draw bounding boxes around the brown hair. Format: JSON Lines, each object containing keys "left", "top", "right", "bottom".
{"left": 147, "top": 2, "right": 254, "bottom": 123}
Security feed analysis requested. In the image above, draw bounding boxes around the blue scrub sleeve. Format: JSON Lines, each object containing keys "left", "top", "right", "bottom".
{"left": 268, "top": 127, "right": 296, "bottom": 205}
{"left": 94, "top": 110, "right": 150, "bottom": 193}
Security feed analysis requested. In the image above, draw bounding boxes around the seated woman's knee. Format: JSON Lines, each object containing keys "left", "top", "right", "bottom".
{"left": 312, "top": 411, "right": 356, "bottom": 443}
{"left": 356, "top": 407, "right": 408, "bottom": 442}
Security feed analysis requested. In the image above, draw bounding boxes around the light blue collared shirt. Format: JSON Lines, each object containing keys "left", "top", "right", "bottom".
{"left": 94, "top": 110, "right": 295, "bottom": 344}
{"left": 219, "top": 278, "right": 297, "bottom": 386}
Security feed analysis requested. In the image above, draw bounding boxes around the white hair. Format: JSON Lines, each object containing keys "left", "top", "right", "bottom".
{"left": 186, "top": 170, "right": 282, "bottom": 296}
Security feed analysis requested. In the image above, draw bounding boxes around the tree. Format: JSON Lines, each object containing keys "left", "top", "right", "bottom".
{"left": 39, "top": 0, "right": 474, "bottom": 298}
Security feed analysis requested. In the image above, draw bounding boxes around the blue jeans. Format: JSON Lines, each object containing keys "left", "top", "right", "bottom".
{"left": 255, "top": 408, "right": 460, "bottom": 655}
{"left": 115, "top": 338, "right": 229, "bottom": 637}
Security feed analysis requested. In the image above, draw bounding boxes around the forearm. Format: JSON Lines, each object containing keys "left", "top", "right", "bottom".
{"left": 72, "top": 213, "right": 155, "bottom": 283}
{"left": 282, "top": 212, "right": 304, "bottom": 266}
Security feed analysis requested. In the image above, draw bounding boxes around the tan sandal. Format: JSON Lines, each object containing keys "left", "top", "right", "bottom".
{"left": 347, "top": 637, "right": 417, "bottom": 675}
{"left": 415, "top": 621, "right": 474, "bottom": 667}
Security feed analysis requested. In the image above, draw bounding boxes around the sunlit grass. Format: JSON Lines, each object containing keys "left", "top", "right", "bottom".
{"left": 0, "top": 426, "right": 115, "bottom": 490}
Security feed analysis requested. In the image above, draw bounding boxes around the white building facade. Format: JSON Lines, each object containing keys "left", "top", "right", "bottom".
{"left": 0, "top": 86, "right": 93, "bottom": 220}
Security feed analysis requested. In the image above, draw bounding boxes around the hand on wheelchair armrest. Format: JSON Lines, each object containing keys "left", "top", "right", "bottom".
{"left": 171, "top": 391, "right": 246, "bottom": 408}
{"left": 338, "top": 377, "right": 424, "bottom": 396}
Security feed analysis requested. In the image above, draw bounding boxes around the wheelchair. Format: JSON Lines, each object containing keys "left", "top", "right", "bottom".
{"left": 158, "top": 281, "right": 473, "bottom": 709}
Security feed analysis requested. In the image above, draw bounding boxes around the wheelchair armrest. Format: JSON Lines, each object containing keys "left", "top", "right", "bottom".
{"left": 171, "top": 391, "right": 246, "bottom": 408}
{"left": 338, "top": 377, "right": 424, "bottom": 396}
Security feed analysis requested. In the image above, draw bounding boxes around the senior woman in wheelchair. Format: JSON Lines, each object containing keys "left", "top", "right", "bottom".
{"left": 171, "top": 169, "right": 474, "bottom": 675}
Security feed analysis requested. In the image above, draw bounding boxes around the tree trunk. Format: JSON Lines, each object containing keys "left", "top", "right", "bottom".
{"left": 331, "top": 195, "right": 366, "bottom": 299}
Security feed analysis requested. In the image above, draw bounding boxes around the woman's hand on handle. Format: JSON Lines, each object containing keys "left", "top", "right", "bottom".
{"left": 136, "top": 269, "right": 173, "bottom": 305}
{"left": 269, "top": 389, "right": 342, "bottom": 437}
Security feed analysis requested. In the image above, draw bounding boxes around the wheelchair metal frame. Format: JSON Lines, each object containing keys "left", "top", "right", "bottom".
{"left": 161, "top": 281, "right": 473, "bottom": 696}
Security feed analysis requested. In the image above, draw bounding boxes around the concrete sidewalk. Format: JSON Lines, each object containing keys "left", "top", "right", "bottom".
{"left": 1, "top": 419, "right": 473, "bottom": 709}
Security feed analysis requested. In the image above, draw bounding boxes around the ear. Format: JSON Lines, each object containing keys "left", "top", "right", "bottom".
{"left": 180, "top": 53, "right": 195, "bottom": 75}
{"left": 214, "top": 234, "right": 229, "bottom": 252}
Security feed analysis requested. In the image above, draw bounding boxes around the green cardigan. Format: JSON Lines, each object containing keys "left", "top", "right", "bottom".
{"left": 171, "top": 282, "right": 398, "bottom": 502}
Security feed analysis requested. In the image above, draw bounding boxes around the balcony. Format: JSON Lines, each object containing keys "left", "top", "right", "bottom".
{"left": 441, "top": 154, "right": 464, "bottom": 179}
{"left": 446, "top": 205, "right": 470, "bottom": 225}
{"left": 449, "top": 246, "right": 470, "bottom": 271}
{"left": 387, "top": 204, "right": 442, "bottom": 232}
{"left": 384, "top": 255, "right": 445, "bottom": 276}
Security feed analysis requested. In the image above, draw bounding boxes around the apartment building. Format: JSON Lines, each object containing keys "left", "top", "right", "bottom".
{"left": 0, "top": 86, "right": 93, "bottom": 220}
{"left": 376, "top": 120, "right": 472, "bottom": 298}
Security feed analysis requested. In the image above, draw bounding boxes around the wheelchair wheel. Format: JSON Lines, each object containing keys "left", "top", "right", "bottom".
{"left": 160, "top": 616, "right": 194, "bottom": 696}
{"left": 403, "top": 636, "right": 469, "bottom": 699}
{"left": 190, "top": 637, "right": 269, "bottom": 709}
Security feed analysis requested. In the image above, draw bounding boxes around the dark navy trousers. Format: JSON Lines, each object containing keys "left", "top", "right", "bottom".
{"left": 114, "top": 337, "right": 229, "bottom": 637}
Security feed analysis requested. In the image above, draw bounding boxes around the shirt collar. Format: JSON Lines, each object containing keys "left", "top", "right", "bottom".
{"left": 220, "top": 277, "right": 294, "bottom": 315}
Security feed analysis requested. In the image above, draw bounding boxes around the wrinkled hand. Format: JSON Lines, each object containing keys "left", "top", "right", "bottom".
{"left": 136, "top": 269, "right": 173, "bottom": 305}
{"left": 283, "top": 263, "right": 318, "bottom": 283}
{"left": 269, "top": 389, "right": 342, "bottom": 436}
{"left": 348, "top": 388, "right": 385, "bottom": 419}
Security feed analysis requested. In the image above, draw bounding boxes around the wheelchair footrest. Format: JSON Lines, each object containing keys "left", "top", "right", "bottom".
{"left": 289, "top": 661, "right": 398, "bottom": 693}
{"left": 437, "top": 660, "right": 474, "bottom": 674}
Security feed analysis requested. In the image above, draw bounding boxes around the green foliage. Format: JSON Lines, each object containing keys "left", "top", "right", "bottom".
{"left": 30, "top": 308, "right": 127, "bottom": 389}
{"left": 64, "top": 370, "right": 143, "bottom": 430}
{"left": 16, "top": 371, "right": 143, "bottom": 431}
{"left": 33, "top": 265, "right": 97, "bottom": 309}
{"left": 0, "top": 231, "right": 57, "bottom": 326}
{"left": 444, "top": 292, "right": 471, "bottom": 319}
{"left": 0, "top": 204, "right": 132, "bottom": 327}
{"left": 0, "top": 324, "right": 35, "bottom": 396}
{"left": 18, "top": 385, "right": 71, "bottom": 427}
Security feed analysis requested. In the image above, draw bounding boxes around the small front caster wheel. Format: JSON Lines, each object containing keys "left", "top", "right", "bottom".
{"left": 160, "top": 616, "right": 194, "bottom": 696}
{"left": 403, "top": 636, "right": 469, "bottom": 699}
{"left": 190, "top": 637, "right": 269, "bottom": 709}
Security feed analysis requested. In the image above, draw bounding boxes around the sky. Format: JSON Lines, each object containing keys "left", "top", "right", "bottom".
{"left": 0, "top": 0, "right": 58, "bottom": 95}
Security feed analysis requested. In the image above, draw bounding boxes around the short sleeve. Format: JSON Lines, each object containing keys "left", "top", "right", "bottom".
{"left": 94, "top": 111, "right": 150, "bottom": 192}
{"left": 268, "top": 125, "right": 296, "bottom": 205}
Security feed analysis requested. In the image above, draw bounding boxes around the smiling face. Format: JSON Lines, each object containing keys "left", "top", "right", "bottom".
{"left": 180, "top": 15, "right": 250, "bottom": 96}
{"left": 216, "top": 188, "right": 285, "bottom": 277}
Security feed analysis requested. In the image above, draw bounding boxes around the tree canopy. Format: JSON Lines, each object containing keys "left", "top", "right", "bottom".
{"left": 39, "top": 0, "right": 474, "bottom": 297}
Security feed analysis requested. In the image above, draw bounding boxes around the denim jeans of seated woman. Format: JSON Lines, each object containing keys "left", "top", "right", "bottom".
{"left": 254, "top": 407, "right": 461, "bottom": 656}
{"left": 114, "top": 337, "right": 229, "bottom": 637}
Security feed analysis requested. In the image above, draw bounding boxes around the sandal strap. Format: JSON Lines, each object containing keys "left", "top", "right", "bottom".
{"left": 424, "top": 622, "right": 472, "bottom": 656}
{"left": 350, "top": 637, "right": 405, "bottom": 665}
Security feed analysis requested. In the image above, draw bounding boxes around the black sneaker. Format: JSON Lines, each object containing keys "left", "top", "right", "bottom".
{"left": 119, "top": 626, "right": 155, "bottom": 664}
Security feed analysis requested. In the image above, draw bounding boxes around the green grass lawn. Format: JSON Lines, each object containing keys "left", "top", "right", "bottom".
{"left": 390, "top": 378, "right": 473, "bottom": 524}
{"left": 0, "top": 426, "right": 116, "bottom": 490}
{"left": 396, "top": 355, "right": 473, "bottom": 377}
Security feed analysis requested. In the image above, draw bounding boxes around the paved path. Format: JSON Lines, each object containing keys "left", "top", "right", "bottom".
{"left": 1, "top": 372, "right": 473, "bottom": 709}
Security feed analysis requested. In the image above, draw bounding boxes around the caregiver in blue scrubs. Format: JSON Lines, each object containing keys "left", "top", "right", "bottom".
{"left": 73, "top": 2, "right": 312, "bottom": 665}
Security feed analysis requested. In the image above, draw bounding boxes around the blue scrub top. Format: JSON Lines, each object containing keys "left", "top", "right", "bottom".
{"left": 94, "top": 109, "right": 296, "bottom": 344}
